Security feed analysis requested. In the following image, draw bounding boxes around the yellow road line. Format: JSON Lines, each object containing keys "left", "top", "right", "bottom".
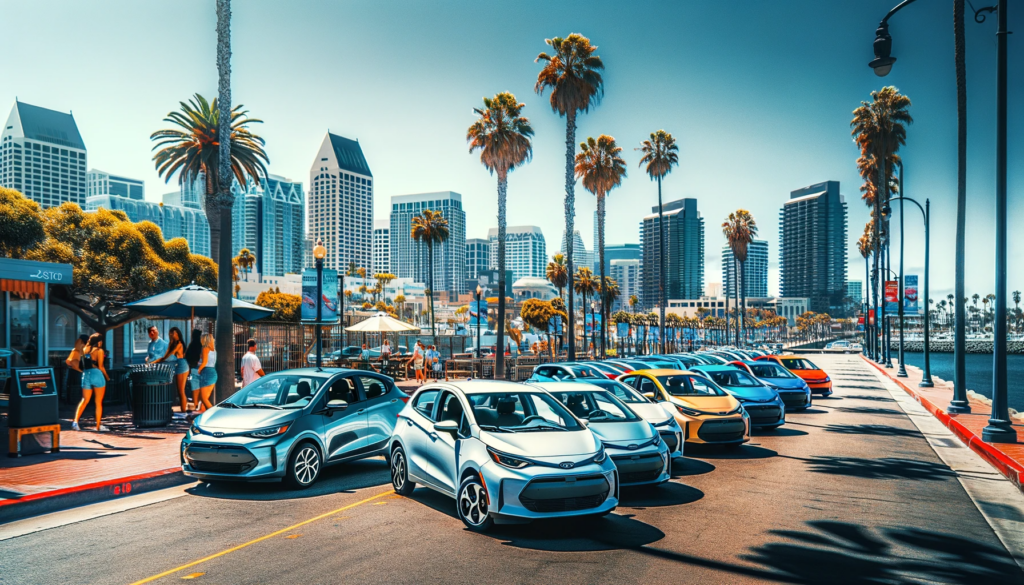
{"left": 131, "top": 490, "right": 393, "bottom": 584}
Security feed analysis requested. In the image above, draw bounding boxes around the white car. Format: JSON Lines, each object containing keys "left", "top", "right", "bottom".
{"left": 568, "top": 378, "right": 684, "bottom": 459}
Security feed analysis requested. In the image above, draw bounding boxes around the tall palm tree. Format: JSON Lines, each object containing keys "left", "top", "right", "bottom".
{"left": 629, "top": 294, "right": 639, "bottom": 314}
{"left": 546, "top": 253, "right": 569, "bottom": 301}
{"left": 601, "top": 276, "right": 620, "bottom": 351}
{"left": 575, "top": 134, "right": 626, "bottom": 359}
{"left": 410, "top": 209, "right": 450, "bottom": 337}
{"left": 468, "top": 92, "right": 534, "bottom": 377}
{"left": 574, "top": 267, "right": 598, "bottom": 356}
{"left": 722, "top": 210, "right": 757, "bottom": 347}
{"left": 637, "top": 130, "right": 679, "bottom": 353}
{"left": 535, "top": 33, "right": 604, "bottom": 360}
{"left": 858, "top": 223, "right": 874, "bottom": 353}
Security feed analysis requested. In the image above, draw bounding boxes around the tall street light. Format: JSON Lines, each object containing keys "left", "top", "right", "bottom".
{"left": 884, "top": 196, "right": 933, "bottom": 387}
{"left": 313, "top": 239, "right": 327, "bottom": 370}
{"left": 475, "top": 285, "right": 483, "bottom": 360}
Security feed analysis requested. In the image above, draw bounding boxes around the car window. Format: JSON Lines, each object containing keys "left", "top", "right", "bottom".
{"left": 357, "top": 376, "right": 388, "bottom": 399}
{"left": 637, "top": 377, "right": 657, "bottom": 396}
{"left": 706, "top": 370, "right": 762, "bottom": 387}
{"left": 225, "top": 374, "right": 327, "bottom": 408}
{"left": 569, "top": 366, "right": 600, "bottom": 378}
{"left": 413, "top": 389, "right": 439, "bottom": 421}
{"left": 586, "top": 379, "right": 648, "bottom": 403}
{"left": 553, "top": 390, "right": 639, "bottom": 422}
{"left": 468, "top": 392, "right": 581, "bottom": 431}
{"left": 781, "top": 358, "right": 818, "bottom": 370}
{"left": 327, "top": 376, "right": 360, "bottom": 404}
{"left": 438, "top": 392, "right": 467, "bottom": 428}
{"left": 749, "top": 364, "right": 795, "bottom": 379}
{"left": 657, "top": 374, "right": 727, "bottom": 396}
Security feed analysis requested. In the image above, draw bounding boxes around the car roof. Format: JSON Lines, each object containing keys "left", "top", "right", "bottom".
{"left": 629, "top": 368, "right": 695, "bottom": 376}
{"left": 528, "top": 381, "right": 604, "bottom": 392}
{"left": 689, "top": 365, "right": 738, "bottom": 371}
{"left": 421, "top": 379, "right": 547, "bottom": 395}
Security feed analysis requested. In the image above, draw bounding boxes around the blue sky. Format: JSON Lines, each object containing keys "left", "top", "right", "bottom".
{"left": 3, "top": 0, "right": 1021, "bottom": 300}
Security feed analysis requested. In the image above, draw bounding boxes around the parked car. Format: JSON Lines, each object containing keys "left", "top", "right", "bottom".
{"left": 527, "top": 363, "right": 604, "bottom": 382}
{"left": 389, "top": 380, "right": 618, "bottom": 531}
{"left": 695, "top": 352, "right": 729, "bottom": 364}
{"left": 576, "top": 377, "right": 684, "bottom": 458}
{"left": 738, "top": 360, "right": 812, "bottom": 411}
{"left": 755, "top": 355, "right": 833, "bottom": 396}
{"left": 571, "top": 361, "right": 627, "bottom": 379}
{"left": 535, "top": 382, "right": 672, "bottom": 485}
{"left": 182, "top": 369, "right": 407, "bottom": 489}
{"left": 688, "top": 365, "right": 786, "bottom": 429}
{"left": 617, "top": 369, "right": 750, "bottom": 446}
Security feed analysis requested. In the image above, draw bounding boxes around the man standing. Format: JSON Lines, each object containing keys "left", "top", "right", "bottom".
{"left": 145, "top": 326, "right": 168, "bottom": 363}
{"left": 240, "top": 339, "right": 265, "bottom": 387}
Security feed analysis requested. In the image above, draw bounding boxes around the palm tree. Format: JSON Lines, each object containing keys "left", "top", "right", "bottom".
{"left": 468, "top": 91, "right": 534, "bottom": 377}
{"left": 575, "top": 134, "right": 626, "bottom": 359}
{"left": 535, "top": 33, "right": 604, "bottom": 360}
{"left": 574, "top": 267, "right": 598, "bottom": 356}
{"left": 410, "top": 210, "right": 450, "bottom": 336}
{"left": 637, "top": 130, "right": 679, "bottom": 353}
{"left": 1014, "top": 291, "right": 1021, "bottom": 313}
{"left": 546, "top": 253, "right": 569, "bottom": 300}
{"left": 722, "top": 210, "right": 758, "bottom": 347}
{"left": 601, "top": 276, "right": 620, "bottom": 351}
{"left": 858, "top": 224, "right": 873, "bottom": 352}
{"left": 236, "top": 248, "right": 255, "bottom": 281}
{"left": 629, "top": 294, "right": 639, "bottom": 314}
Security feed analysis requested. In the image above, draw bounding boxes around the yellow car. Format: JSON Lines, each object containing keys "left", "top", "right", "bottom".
{"left": 617, "top": 369, "right": 750, "bottom": 446}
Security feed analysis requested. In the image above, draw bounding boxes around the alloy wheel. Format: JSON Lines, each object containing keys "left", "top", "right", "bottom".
{"left": 459, "top": 480, "right": 488, "bottom": 527}
{"left": 294, "top": 446, "right": 320, "bottom": 486}
{"left": 391, "top": 451, "right": 406, "bottom": 491}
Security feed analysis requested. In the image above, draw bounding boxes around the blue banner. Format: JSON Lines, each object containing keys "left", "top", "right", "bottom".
{"left": 469, "top": 299, "right": 488, "bottom": 328}
{"left": 904, "top": 275, "right": 919, "bottom": 313}
{"left": 616, "top": 322, "right": 629, "bottom": 338}
{"left": 301, "top": 268, "right": 339, "bottom": 323}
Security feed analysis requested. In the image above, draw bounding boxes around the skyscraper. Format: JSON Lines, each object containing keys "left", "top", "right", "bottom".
{"left": 308, "top": 132, "right": 373, "bottom": 273}
{"left": 640, "top": 197, "right": 704, "bottom": 308}
{"left": 390, "top": 191, "right": 466, "bottom": 296}
{"left": 597, "top": 243, "right": 641, "bottom": 277}
{"left": 488, "top": 225, "right": 547, "bottom": 281}
{"left": 466, "top": 238, "right": 491, "bottom": 279}
{"left": 779, "top": 180, "right": 848, "bottom": 314}
{"left": 1, "top": 101, "right": 87, "bottom": 208}
{"left": 88, "top": 169, "right": 144, "bottom": 201}
{"left": 560, "top": 230, "right": 593, "bottom": 273}
{"left": 609, "top": 259, "right": 640, "bottom": 312}
{"left": 722, "top": 239, "right": 769, "bottom": 299}
{"left": 373, "top": 219, "right": 390, "bottom": 275}
{"left": 232, "top": 175, "right": 305, "bottom": 277}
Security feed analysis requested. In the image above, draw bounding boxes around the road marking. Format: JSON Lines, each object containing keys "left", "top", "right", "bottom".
{"left": 284, "top": 534, "right": 301, "bottom": 539}
{"left": 180, "top": 573, "right": 204, "bottom": 580}
{"left": 130, "top": 489, "right": 393, "bottom": 584}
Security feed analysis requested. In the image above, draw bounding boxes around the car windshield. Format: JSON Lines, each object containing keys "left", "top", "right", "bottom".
{"left": 223, "top": 374, "right": 328, "bottom": 409}
{"left": 704, "top": 369, "right": 763, "bottom": 387}
{"left": 582, "top": 379, "right": 648, "bottom": 404}
{"left": 468, "top": 392, "right": 582, "bottom": 432}
{"left": 781, "top": 358, "right": 819, "bottom": 370}
{"left": 548, "top": 390, "right": 640, "bottom": 422}
{"left": 749, "top": 363, "right": 797, "bottom": 379}
{"left": 569, "top": 366, "right": 602, "bottom": 378}
{"left": 656, "top": 375, "right": 728, "bottom": 397}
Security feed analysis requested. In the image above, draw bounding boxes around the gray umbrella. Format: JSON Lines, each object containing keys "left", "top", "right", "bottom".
{"left": 125, "top": 284, "right": 274, "bottom": 322}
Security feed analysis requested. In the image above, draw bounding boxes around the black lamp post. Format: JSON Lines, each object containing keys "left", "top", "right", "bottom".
{"left": 475, "top": 285, "right": 482, "bottom": 360}
{"left": 894, "top": 161, "right": 908, "bottom": 378}
{"left": 313, "top": 239, "right": 326, "bottom": 370}
{"left": 885, "top": 196, "right": 933, "bottom": 387}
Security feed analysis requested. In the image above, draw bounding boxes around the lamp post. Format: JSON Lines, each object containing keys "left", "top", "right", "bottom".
{"left": 894, "top": 160, "right": 907, "bottom": 378}
{"left": 475, "top": 285, "right": 482, "bottom": 360}
{"left": 313, "top": 240, "right": 327, "bottom": 370}
{"left": 885, "top": 196, "right": 933, "bottom": 387}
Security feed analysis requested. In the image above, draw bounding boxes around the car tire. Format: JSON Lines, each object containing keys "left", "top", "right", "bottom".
{"left": 457, "top": 474, "right": 494, "bottom": 532}
{"left": 284, "top": 442, "right": 321, "bottom": 489}
{"left": 391, "top": 446, "right": 415, "bottom": 496}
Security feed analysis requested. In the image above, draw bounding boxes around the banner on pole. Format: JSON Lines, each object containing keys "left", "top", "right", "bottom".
{"left": 903, "top": 275, "right": 919, "bottom": 313}
{"left": 884, "top": 280, "right": 900, "bottom": 313}
{"left": 301, "top": 268, "right": 339, "bottom": 323}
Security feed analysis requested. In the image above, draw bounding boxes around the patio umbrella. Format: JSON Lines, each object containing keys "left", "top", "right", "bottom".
{"left": 125, "top": 284, "right": 274, "bottom": 323}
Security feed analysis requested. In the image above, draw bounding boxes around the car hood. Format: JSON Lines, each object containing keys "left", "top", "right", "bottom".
{"left": 481, "top": 429, "right": 599, "bottom": 457}
{"left": 197, "top": 407, "right": 302, "bottom": 431}
{"left": 627, "top": 402, "right": 675, "bottom": 424}
{"left": 722, "top": 385, "right": 779, "bottom": 402}
{"left": 589, "top": 420, "right": 656, "bottom": 443}
{"left": 762, "top": 377, "right": 809, "bottom": 391}
{"left": 668, "top": 394, "right": 740, "bottom": 412}
{"left": 793, "top": 369, "right": 827, "bottom": 380}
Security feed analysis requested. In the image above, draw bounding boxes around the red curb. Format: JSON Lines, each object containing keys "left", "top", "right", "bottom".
{"left": 862, "top": 356, "right": 1024, "bottom": 490}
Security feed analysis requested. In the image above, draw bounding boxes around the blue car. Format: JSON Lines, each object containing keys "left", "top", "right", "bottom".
{"left": 527, "top": 363, "right": 604, "bottom": 382}
{"left": 739, "top": 360, "right": 812, "bottom": 411}
{"left": 688, "top": 365, "right": 786, "bottom": 430}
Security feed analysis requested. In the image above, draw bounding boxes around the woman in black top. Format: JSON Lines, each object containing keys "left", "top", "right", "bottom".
{"left": 184, "top": 328, "right": 203, "bottom": 412}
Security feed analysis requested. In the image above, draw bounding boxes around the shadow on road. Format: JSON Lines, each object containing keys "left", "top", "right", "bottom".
{"left": 833, "top": 406, "right": 905, "bottom": 416}
{"left": 671, "top": 456, "right": 715, "bottom": 477}
{"left": 620, "top": 481, "right": 704, "bottom": 508}
{"left": 757, "top": 428, "right": 808, "bottom": 437}
{"left": 486, "top": 513, "right": 665, "bottom": 552}
{"left": 185, "top": 457, "right": 390, "bottom": 500}
{"left": 824, "top": 424, "right": 922, "bottom": 438}
{"left": 785, "top": 455, "right": 956, "bottom": 482}
{"left": 687, "top": 444, "right": 777, "bottom": 460}
{"left": 793, "top": 408, "right": 829, "bottom": 415}
{"left": 840, "top": 393, "right": 894, "bottom": 402}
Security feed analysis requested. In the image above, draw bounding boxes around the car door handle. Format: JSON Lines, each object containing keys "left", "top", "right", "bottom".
{"left": 357, "top": 409, "right": 366, "bottom": 414}
{"left": 390, "top": 399, "right": 398, "bottom": 404}
{"left": 428, "top": 432, "right": 438, "bottom": 440}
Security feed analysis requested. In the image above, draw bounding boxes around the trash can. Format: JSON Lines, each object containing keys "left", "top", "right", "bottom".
{"left": 127, "top": 363, "right": 175, "bottom": 428}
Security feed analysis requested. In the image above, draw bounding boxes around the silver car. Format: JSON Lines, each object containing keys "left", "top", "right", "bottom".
{"left": 389, "top": 380, "right": 618, "bottom": 532}
{"left": 182, "top": 368, "right": 406, "bottom": 489}
{"left": 572, "top": 378, "right": 684, "bottom": 459}
{"left": 533, "top": 382, "right": 672, "bottom": 486}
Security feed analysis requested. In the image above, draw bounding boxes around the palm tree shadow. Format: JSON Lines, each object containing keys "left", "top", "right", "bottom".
{"left": 787, "top": 455, "right": 956, "bottom": 481}
{"left": 186, "top": 458, "right": 390, "bottom": 501}
{"left": 833, "top": 406, "right": 905, "bottom": 416}
{"left": 485, "top": 512, "right": 665, "bottom": 552}
{"left": 619, "top": 482, "right": 704, "bottom": 508}
{"left": 842, "top": 393, "right": 894, "bottom": 401}
{"left": 687, "top": 444, "right": 777, "bottom": 460}
{"left": 672, "top": 456, "right": 715, "bottom": 477}
{"left": 824, "top": 424, "right": 922, "bottom": 438}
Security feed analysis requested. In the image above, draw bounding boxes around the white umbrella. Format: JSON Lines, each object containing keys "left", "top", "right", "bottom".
{"left": 345, "top": 312, "right": 420, "bottom": 332}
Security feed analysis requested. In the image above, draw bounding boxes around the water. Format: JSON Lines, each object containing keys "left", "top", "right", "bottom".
{"left": 898, "top": 352, "right": 1024, "bottom": 411}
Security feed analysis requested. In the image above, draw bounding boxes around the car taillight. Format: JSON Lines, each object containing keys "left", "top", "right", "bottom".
{"left": 399, "top": 396, "right": 410, "bottom": 404}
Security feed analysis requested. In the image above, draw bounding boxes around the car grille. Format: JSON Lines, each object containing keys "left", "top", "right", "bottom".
{"left": 696, "top": 419, "right": 746, "bottom": 443}
{"left": 743, "top": 405, "right": 782, "bottom": 424}
{"left": 619, "top": 468, "right": 663, "bottom": 484}
{"left": 805, "top": 378, "right": 827, "bottom": 384}
{"left": 779, "top": 392, "right": 808, "bottom": 408}
{"left": 187, "top": 460, "right": 255, "bottom": 474}
{"left": 520, "top": 492, "right": 608, "bottom": 513}
{"left": 660, "top": 431, "right": 678, "bottom": 451}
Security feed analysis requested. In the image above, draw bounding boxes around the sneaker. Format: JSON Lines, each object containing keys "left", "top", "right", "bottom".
{"left": 96, "top": 425, "right": 110, "bottom": 432}
{"left": 71, "top": 422, "right": 81, "bottom": 431}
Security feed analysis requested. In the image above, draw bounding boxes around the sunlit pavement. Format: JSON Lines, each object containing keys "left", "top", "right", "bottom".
{"left": 2, "top": 355, "right": 1023, "bottom": 584}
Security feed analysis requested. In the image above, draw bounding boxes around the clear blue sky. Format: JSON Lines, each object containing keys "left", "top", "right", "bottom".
{"left": 3, "top": 0, "right": 1021, "bottom": 300}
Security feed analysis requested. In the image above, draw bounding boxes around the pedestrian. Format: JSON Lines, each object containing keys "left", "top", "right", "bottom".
{"left": 240, "top": 339, "right": 265, "bottom": 387}
{"left": 429, "top": 345, "right": 442, "bottom": 379}
{"left": 360, "top": 343, "right": 371, "bottom": 362}
{"left": 154, "top": 327, "right": 190, "bottom": 419}
{"left": 412, "top": 341, "right": 425, "bottom": 384}
{"left": 184, "top": 328, "right": 203, "bottom": 411}
{"left": 145, "top": 326, "right": 168, "bottom": 363}
{"left": 73, "top": 333, "right": 109, "bottom": 432}
{"left": 194, "top": 333, "right": 218, "bottom": 413}
{"left": 380, "top": 338, "right": 392, "bottom": 371}
{"left": 64, "top": 334, "right": 89, "bottom": 404}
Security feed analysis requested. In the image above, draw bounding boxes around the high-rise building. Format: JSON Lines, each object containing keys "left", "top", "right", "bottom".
{"left": 640, "top": 198, "right": 704, "bottom": 308}
{"left": 373, "top": 219, "right": 390, "bottom": 275}
{"left": 390, "top": 191, "right": 466, "bottom": 296}
{"left": 308, "top": 132, "right": 373, "bottom": 273}
{"left": 560, "top": 230, "right": 594, "bottom": 273}
{"left": 87, "top": 183, "right": 210, "bottom": 257}
{"left": 609, "top": 259, "right": 640, "bottom": 312}
{"left": 1, "top": 101, "right": 87, "bottom": 208}
{"left": 466, "top": 238, "right": 491, "bottom": 279}
{"left": 232, "top": 175, "right": 305, "bottom": 277}
{"left": 487, "top": 225, "right": 547, "bottom": 281}
{"left": 722, "top": 239, "right": 769, "bottom": 299}
{"left": 847, "top": 280, "right": 863, "bottom": 304}
{"left": 596, "top": 243, "right": 641, "bottom": 277}
{"left": 88, "top": 169, "right": 144, "bottom": 201}
{"left": 779, "top": 180, "right": 848, "bottom": 314}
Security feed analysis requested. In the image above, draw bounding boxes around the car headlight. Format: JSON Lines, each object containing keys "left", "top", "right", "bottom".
{"left": 190, "top": 421, "right": 203, "bottom": 436}
{"left": 247, "top": 425, "right": 290, "bottom": 439}
{"left": 487, "top": 447, "right": 530, "bottom": 469}
{"left": 653, "top": 418, "right": 676, "bottom": 428}
{"left": 675, "top": 404, "right": 703, "bottom": 416}
{"left": 593, "top": 445, "right": 607, "bottom": 464}
{"left": 651, "top": 433, "right": 661, "bottom": 447}
{"left": 824, "top": 376, "right": 831, "bottom": 382}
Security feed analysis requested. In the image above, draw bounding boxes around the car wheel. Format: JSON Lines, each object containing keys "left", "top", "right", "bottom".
{"left": 284, "top": 442, "right": 321, "bottom": 489}
{"left": 391, "top": 446, "right": 415, "bottom": 496}
{"left": 457, "top": 474, "right": 494, "bottom": 532}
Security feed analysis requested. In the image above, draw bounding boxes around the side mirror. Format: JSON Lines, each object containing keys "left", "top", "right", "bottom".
{"left": 327, "top": 399, "right": 348, "bottom": 410}
{"left": 643, "top": 392, "right": 656, "bottom": 400}
{"left": 433, "top": 420, "right": 459, "bottom": 435}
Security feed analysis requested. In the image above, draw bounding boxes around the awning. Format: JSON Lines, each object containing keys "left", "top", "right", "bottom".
{"left": 0, "top": 279, "right": 44, "bottom": 298}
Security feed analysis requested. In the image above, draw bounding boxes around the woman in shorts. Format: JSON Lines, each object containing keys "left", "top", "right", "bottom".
{"left": 155, "top": 327, "right": 190, "bottom": 418}
{"left": 73, "top": 333, "right": 109, "bottom": 432}
{"left": 194, "top": 334, "right": 218, "bottom": 413}
{"left": 412, "top": 341, "right": 425, "bottom": 384}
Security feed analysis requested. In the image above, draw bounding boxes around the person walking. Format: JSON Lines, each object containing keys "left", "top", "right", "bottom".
{"left": 194, "top": 334, "right": 218, "bottom": 414}
{"left": 429, "top": 345, "right": 442, "bottom": 380}
{"left": 379, "top": 338, "right": 392, "bottom": 373}
{"left": 184, "top": 328, "right": 203, "bottom": 411}
{"left": 73, "top": 333, "right": 109, "bottom": 431}
{"left": 240, "top": 339, "right": 265, "bottom": 387}
{"left": 145, "top": 326, "right": 168, "bottom": 363}
{"left": 65, "top": 334, "right": 89, "bottom": 405}
{"left": 412, "top": 341, "right": 425, "bottom": 384}
{"left": 155, "top": 327, "right": 190, "bottom": 419}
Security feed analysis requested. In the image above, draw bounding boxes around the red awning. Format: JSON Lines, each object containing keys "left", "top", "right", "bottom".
{"left": 0, "top": 279, "right": 44, "bottom": 299}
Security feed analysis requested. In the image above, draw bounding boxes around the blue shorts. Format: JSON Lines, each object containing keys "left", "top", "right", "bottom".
{"left": 198, "top": 367, "right": 218, "bottom": 388}
{"left": 82, "top": 368, "right": 106, "bottom": 390}
{"left": 174, "top": 358, "right": 189, "bottom": 375}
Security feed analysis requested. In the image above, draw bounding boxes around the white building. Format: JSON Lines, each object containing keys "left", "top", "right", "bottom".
{"left": 667, "top": 297, "right": 728, "bottom": 318}
{"left": 775, "top": 297, "right": 810, "bottom": 326}
{"left": 466, "top": 238, "right": 490, "bottom": 279}
{"left": 1, "top": 101, "right": 87, "bottom": 209}
{"left": 373, "top": 219, "right": 390, "bottom": 275}
{"left": 390, "top": 191, "right": 466, "bottom": 297}
{"left": 513, "top": 276, "right": 559, "bottom": 302}
{"left": 308, "top": 132, "right": 373, "bottom": 273}
{"left": 232, "top": 175, "right": 305, "bottom": 277}
{"left": 722, "top": 239, "right": 769, "bottom": 299}
{"left": 560, "top": 229, "right": 594, "bottom": 273}
{"left": 88, "top": 169, "right": 144, "bottom": 201}
{"left": 488, "top": 225, "right": 547, "bottom": 281}
{"left": 609, "top": 259, "right": 640, "bottom": 312}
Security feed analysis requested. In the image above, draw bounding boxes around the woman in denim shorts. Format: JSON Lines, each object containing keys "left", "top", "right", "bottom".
{"left": 73, "top": 333, "right": 109, "bottom": 432}
{"left": 195, "top": 333, "right": 218, "bottom": 412}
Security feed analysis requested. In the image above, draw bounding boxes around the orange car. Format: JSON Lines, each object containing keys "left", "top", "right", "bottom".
{"left": 754, "top": 355, "right": 832, "bottom": 396}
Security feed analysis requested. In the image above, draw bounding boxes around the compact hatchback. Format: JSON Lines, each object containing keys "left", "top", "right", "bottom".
{"left": 689, "top": 365, "right": 786, "bottom": 429}
{"left": 578, "top": 378, "right": 684, "bottom": 458}
{"left": 389, "top": 380, "right": 618, "bottom": 531}
{"left": 756, "top": 355, "right": 833, "bottom": 396}
{"left": 527, "top": 364, "right": 604, "bottom": 382}
{"left": 182, "top": 369, "right": 406, "bottom": 489}
{"left": 737, "top": 360, "right": 812, "bottom": 411}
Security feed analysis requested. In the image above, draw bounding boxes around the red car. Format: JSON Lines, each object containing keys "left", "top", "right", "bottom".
{"left": 755, "top": 355, "right": 833, "bottom": 396}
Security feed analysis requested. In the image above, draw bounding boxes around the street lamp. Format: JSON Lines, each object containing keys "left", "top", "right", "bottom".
{"left": 884, "top": 196, "right": 934, "bottom": 387}
{"left": 591, "top": 300, "right": 597, "bottom": 359}
{"left": 313, "top": 239, "right": 327, "bottom": 370}
{"left": 475, "top": 285, "right": 482, "bottom": 360}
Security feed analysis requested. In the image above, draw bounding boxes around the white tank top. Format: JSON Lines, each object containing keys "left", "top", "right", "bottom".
{"left": 205, "top": 350, "right": 217, "bottom": 368}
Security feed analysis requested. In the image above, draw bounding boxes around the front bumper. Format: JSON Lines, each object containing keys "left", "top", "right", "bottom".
{"left": 480, "top": 460, "right": 618, "bottom": 521}
{"left": 609, "top": 445, "right": 670, "bottom": 486}
{"left": 741, "top": 400, "right": 786, "bottom": 428}
{"left": 777, "top": 390, "right": 812, "bottom": 410}
{"left": 180, "top": 434, "right": 287, "bottom": 482}
{"left": 806, "top": 379, "right": 833, "bottom": 396}
{"left": 687, "top": 416, "right": 750, "bottom": 444}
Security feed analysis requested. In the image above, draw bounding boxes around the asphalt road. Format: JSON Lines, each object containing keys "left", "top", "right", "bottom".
{"left": 2, "top": 355, "right": 1023, "bottom": 585}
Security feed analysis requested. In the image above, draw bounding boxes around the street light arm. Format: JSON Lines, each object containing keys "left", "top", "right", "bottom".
{"left": 888, "top": 196, "right": 926, "bottom": 219}
{"left": 881, "top": 0, "right": 922, "bottom": 24}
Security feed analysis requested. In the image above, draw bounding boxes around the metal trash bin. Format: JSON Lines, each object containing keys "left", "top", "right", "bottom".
{"left": 127, "top": 363, "right": 175, "bottom": 428}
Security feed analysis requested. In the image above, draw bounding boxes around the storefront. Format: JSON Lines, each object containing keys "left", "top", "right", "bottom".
{"left": 0, "top": 258, "right": 74, "bottom": 391}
